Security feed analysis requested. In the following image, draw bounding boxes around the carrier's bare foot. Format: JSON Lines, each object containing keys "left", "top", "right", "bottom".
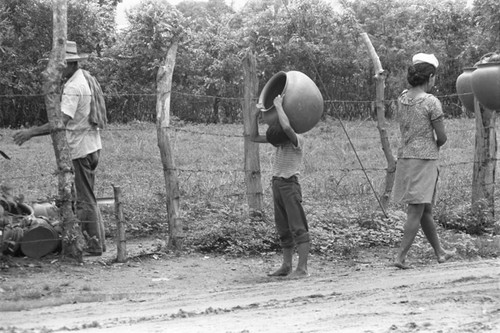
{"left": 393, "top": 261, "right": 411, "bottom": 270}
{"left": 267, "top": 265, "right": 292, "bottom": 277}
{"left": 287, "top": 269, "right": 310, "bottom": 279}
{"left": 437, "top": 249, "right": 455, "bottom": 264}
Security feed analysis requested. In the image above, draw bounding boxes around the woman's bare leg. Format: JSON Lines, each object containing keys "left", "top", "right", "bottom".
{"left": 395, "top": 204, "right": 424, "bottom": 269}
{"left": 420, "top": 203, "right": 454, "bottom": 263}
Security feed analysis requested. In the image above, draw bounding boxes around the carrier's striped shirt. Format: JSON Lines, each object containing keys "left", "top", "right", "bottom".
{"left": 271, "top": 134, "right": 304, "bottom": 178}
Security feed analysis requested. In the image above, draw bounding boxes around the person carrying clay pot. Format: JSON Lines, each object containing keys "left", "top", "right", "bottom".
{"left": 392, "top": 53, "right": 455, "bottom": 269}
{"left": 13, "top": 41, "right": 106, "bottom": 256}
{"left": 251, "top": 94, "right": 311, "bottom": 279}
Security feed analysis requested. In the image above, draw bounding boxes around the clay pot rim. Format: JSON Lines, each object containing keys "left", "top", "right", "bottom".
{"left": 476, "top": 62, "right": 500, "bottom": 68}
{"left": 258, "top": 71, "right": 288, "bottom": 112}
{"left": 17, "top": 202, "right": 34, "bottom": 216}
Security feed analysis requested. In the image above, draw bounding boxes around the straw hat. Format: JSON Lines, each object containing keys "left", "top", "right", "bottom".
{"left": 65, "top": 41, "right": 89, "bottom": 62}
{"left": 40, "top": 41, "right": 88, "bottom": 62}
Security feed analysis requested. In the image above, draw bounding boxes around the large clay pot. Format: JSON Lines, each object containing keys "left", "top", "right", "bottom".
{"left": 258, "top": 71, "right": 323, "bottom": 133}
{"left": 471, "top": 62, "right": 500, "bottom": 110}
{"left": 21, "top": 218, "right": 61, "bottom": 259}
{"left": 456, "top": 67, "right": 476, "bottom": 112}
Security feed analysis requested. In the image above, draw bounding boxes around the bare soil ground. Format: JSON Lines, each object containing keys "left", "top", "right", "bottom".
{"left": 1, "top": 239, "right": 499, "bottom": 333}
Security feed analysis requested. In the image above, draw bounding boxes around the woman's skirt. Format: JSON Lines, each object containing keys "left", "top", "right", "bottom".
{"left": 393, "top": 158, "right": 439, "bottom": 205}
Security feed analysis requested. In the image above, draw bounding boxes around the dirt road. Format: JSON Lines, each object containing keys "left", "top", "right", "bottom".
{"left": 1, "top": 242, "right": 499, "bottom": 333}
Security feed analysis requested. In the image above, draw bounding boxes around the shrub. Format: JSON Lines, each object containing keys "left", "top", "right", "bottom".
{"left": 187, "top": 209, "right": 280, "bottom": 256}
{"left": 438, "top": 199, "right": 499, "bottom": 235}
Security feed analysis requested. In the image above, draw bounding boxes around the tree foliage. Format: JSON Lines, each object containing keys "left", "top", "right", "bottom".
{"left": 472, "top": 0, "right": 500, "bottom": 51}
{"left": 0, "top": 0, "right": 115, "bottom": 95}
{"left": 110, "top": 0, "right": 188, "bottom": 93}
{"left": 2, "top": 0, "right": 499, "bottom": 126}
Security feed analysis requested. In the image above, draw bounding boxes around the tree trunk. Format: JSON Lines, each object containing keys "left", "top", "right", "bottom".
{"left": 242, "top": 52, "right": 263, "bottom": 215}
{"left": 360, "top": 32, "right": 395, "bottom": 212}
{"left": 156, "top": 41, "right": 183, "bottom": 250}
{"left": 45, "top": 0, "right": 85, "bottom": 261}
{"left": 472, "top": 98, "right": 496, "bottom": 218}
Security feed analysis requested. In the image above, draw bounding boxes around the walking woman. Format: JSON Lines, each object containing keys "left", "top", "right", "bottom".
{"left": 393, "top": 53, "right": 454, "bottom": 269}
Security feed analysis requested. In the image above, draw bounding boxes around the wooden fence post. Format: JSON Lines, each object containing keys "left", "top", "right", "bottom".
{"left": 113, "top": 186, "right": 127, "bottom": 262}
{"left": 45, "top": 0, "right": 85, "bottom": 261}
{"left": 242, "top": 52, "right": 264, "bottom": 215}
{"left": 472, "top": 98, "right": 497, "bottom": 218}
{"left": 360, "top": 32, "right": 395, "bottom": 212}
{"left": 156, "top": 41, "right": 184, "bottom": 250}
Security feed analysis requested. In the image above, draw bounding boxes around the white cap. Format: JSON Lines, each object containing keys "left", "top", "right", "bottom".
{"left": 412, "top": 53, "right": 439, "bottom": 68}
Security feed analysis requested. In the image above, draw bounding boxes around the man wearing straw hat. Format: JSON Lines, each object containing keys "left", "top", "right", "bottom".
{"left": 13, "top": 41, "right": 107, "bottom": 256}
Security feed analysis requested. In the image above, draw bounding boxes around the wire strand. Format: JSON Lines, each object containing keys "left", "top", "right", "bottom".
{"left": 280, "top": 0, "right": 387, "bottom": 217}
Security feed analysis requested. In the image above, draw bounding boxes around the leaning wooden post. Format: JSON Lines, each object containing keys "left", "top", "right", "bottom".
{"left": 472, "top": 97, "right": 497, "bottom": 218}
{"left": 156, "top": 41, "right": 183, "bottom": 250}
{"left": 360, "top": 32, "right": 396, "bottom": 211}
{"left": 242, "top": 52, "right": 264, "bottom": 215}
{"left": 114, "top": 186, "right": 127, "bottom": 262}
{"left": 45, "top": 0, "right": 85, "bottom": 261}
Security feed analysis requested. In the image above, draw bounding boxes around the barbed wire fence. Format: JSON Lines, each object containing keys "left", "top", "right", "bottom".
{"left": 0, "top": 90, "right": 473, "bottom": 128}
{"left": 0, "top": 91, "right": 496, "bottom": 245}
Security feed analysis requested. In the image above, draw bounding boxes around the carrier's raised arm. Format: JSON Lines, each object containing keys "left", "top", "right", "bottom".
{"left": 274, "top": 95, "right": 298, "bottom": 147}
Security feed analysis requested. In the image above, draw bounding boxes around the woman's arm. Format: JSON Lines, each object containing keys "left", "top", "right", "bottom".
{"left": 432, "top": 117, "right": 447, "bottom": 147}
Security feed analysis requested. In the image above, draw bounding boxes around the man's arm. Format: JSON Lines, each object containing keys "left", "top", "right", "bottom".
{"left": 13, "top": 114, "right": 71, "bottom": 146}
{"left": 274, "top": 95, "right": 298, "bottom": 146}
{"left": 13, "top": 123, "right": 51, "bottom": 146}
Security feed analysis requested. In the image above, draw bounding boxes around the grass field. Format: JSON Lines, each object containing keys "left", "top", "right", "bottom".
{"left": 1, "top": 117, "right": 499, "bottom": 258}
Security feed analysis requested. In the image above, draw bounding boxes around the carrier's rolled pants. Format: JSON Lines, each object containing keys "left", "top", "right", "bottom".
{"left": 272, "top": 176, "right": 310, "bottom": 248}
{"left": 73, "top": 150, "right": 105, "bottom": 252}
